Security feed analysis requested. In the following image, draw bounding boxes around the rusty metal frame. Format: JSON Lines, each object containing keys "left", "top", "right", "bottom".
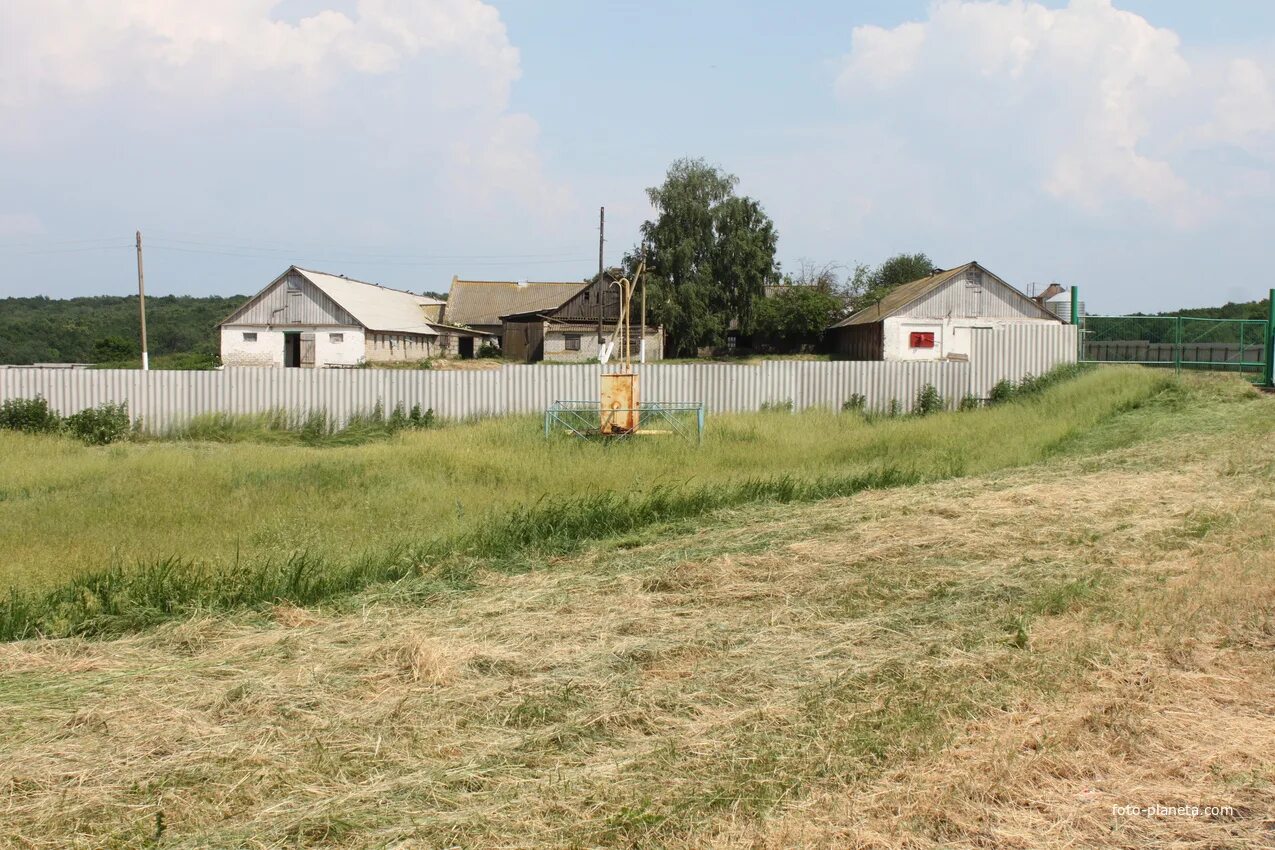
{"left": 544, "top": 400, "right": 704, "bottom": 444}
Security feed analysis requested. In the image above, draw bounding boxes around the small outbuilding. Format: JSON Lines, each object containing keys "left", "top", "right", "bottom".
{"left": 220, "top": 266, "right": 490, "bottom": 368}
{"left": 442, "top": 277, "right": 588, "bottom": 339}
{"left": 499, "top": 270, "right": 664, "bottom": 363}
{"left": 827, "top": 261, "right": 1063, "bottom": 360}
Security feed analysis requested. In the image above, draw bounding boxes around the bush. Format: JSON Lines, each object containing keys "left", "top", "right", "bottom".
{"left": 913, "top": 383, "right": 944, "bottom": 416}
{"left": 408, "top": 404, "right": 437, "bottom": 429}
{"left": 989, "top": 379, "right": 1017, "bottom": 405}
{"left": 0, "top": 396, "right": 62, "bottom": 434}
{"left": 842, "top": 393, "right": 866, "bottom": 413}
{"left": 65, "top": 402, "right": 130, "bottom": 445}
{"left": 760, "top": 399, "right": 794, "bottom": 413}
{"left": 477, "top": 341, "right": 502, "bottom": 359}
{"left": 987, "top": 364, "right": 1092, "bottom": 407}
{"left": 958, "top": 393, "right": 980, "bottom": 412}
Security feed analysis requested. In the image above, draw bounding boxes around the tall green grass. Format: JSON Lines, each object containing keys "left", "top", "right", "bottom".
{"left": 0, "top": 366, "right": 1170, "bottom": 639}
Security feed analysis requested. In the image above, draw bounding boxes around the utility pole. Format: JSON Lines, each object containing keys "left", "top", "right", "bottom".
{"left": 597, "top": 207, "right": 605, "bottom": 345}
{"left": 136, "top": 230, "right": 149, "bottom": 371}
{"left": 640, "top": 251, "right": 647, "bottom": 364}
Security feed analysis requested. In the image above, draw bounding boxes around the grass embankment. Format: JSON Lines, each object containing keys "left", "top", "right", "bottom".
{"left": 0, "top": 368, "right": 1161, "bottom": 638}
{"left": 1, "top": 373, "right": 1272, "bottom": 848}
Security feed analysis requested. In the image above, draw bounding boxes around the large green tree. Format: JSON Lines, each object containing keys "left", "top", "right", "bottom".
{"left": 850, "top": 252, "right": 935, "bottom": 308}
{"left": 637, "top": 159, "right": 779, "bottom": 355}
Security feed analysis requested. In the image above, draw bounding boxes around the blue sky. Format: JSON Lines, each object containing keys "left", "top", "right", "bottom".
{"left": 2, "top": 1, "right": 1274, "bottom": 312}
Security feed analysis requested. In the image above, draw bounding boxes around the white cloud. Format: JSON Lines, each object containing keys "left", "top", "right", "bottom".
{"left": 0, "top": 0, "right": 565, "bottom": 213}
{"left": 833, "top": 0, "right": 1275, "bottom": 227}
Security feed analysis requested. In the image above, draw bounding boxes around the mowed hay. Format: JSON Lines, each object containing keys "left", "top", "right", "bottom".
{"left": 2, "top": 382, "right": 1274, "bottom": 847}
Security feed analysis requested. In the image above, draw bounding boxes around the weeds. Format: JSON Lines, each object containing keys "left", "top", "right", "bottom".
{"left": 0, "top": 396, "right": 62, "bottom": 434}
{"left": 0, "top": 366, "right": 1166, "bottom": 633}
{"left": 0, "top": 397, "right": 130, "bottom": 444}
{"left": 913, "top": 383, "right": 944, "bottom": 416}
{"left": 164, "top": 402, "right": 438, "bottom": 446}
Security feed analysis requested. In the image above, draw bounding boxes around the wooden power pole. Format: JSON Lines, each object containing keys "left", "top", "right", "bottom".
{"left": 597, "top": 207, "right": 605, "bottom": 344}
{"left": 136, "top": 230, "right": 149, "bottom": 371}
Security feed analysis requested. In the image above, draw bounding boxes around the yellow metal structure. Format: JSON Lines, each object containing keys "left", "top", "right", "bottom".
{"left": 598, "top": 259, "right": 645, "bottom": 434}
{"left": 599, "top": 371, "right": 638, "bottom": 434}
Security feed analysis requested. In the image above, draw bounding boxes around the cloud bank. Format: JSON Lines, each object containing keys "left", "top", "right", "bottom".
{"left": 0, "top": 0, "right": 565, "bottom": 212}
{"left": 834, "top": 0, "right": 1275, "bottom": 227}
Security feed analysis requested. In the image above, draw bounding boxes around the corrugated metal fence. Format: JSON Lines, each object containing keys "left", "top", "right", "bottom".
{"left": 969, "top": 324, "right": 1078, "bottom": 398}
{"left": 0, "top": 324, "right": 1077, "bottom": 431}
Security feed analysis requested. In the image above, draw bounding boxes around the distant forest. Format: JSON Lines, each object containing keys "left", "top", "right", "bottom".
{"left": 1155, "top": 297, "right": 1270, "bottom": 320}
{"left": 0, "top": 295, "right": 245, "bottom": 367}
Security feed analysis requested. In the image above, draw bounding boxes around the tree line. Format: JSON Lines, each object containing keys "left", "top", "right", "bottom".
{"left": 630, "top": 157, "right": 933, "bottom": 357}
{"left": 0, "top": 294, "right": 243, "bottom": 366}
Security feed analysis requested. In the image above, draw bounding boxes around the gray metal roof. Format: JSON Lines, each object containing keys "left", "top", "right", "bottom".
{"left": 293, "top": 268, "right": 442, "bottom": 335}
{"left": 831, "top": 265, "right": 972, "bottom": 328}
{"left": 830, "top": 261, "right": 1058, "bottom": 327}
{"left": 445, "top": 277, "right": 586, "bottom": 327}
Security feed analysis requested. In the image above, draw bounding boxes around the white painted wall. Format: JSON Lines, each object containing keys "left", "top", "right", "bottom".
{"left": 221, "top": 325, "right": 365, "bottom": 367}
{"left": 883, "top": 316, "right": 1059, "bottom": 361}
{"left": 221, "top": 326, "right": 286, "bottom": 367}
{"left": 316, "top": 328, "right": 366, "bottom": 366}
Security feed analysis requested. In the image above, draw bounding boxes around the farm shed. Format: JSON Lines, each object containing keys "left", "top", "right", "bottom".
{"left": 219, "top": 267, "right": 489, "bottom": 368}
{"left": 443, "top": 277, "right": 587, "bottom": 340}
{"left": 828, "top": 261, "right": 1064, "bottom": 361}
{"left": 500, "top": 270, "right": 664, "bottom": 363}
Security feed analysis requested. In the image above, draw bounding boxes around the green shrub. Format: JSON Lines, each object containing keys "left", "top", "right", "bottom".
{"left": 888, "top": 399, "right": 902, "bottom": 418}
{"left": 0, "top": 396, "right": 62, "bottom": 434}
{"left": 478, "top": 341, "right": 502, "bottom": 359}
{"left": 760, "top": 400, "right": 794, "bottom": 413}
{"left": 842, "top": 393, "right": 866, "bottom": 413}
{"left": 409, "top": 404, "right": 437, "bottom": 429}
{"left": 989, "top": 379, "right": 1017, "bottom": 405}
{"left": 65, "top": 402, "right": 130, "bottom": 445}
{"left": 913, "top": 384, "right": 944, "bottom": 416}
{"left": 958, "top": 394, "right": 980, "bottom": 412}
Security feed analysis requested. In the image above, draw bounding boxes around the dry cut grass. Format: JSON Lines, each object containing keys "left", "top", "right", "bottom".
{"left": 1, "top": 375, "right": 1274, "bottom": 848}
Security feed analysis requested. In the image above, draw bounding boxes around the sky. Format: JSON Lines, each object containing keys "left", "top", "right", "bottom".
{"left": 1, "top": 0, "right": 1274, "bottom": 312}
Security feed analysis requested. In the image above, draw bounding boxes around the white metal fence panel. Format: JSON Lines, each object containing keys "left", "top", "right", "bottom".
{"left": 968, "top": 324, "right": 1078, "bottom": 399}
{"left": 1, "top": 329, "right": 1076, "bottom": 432}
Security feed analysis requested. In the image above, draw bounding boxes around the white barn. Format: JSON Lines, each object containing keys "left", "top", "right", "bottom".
{"left": 828, "top": 261, "right": 1064, "bottom": 360}
{"left": 219, "top": 267, "right": 488, "bottom": 368}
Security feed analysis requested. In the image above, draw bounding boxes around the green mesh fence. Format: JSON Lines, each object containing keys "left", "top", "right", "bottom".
{"left": 1080, "top": 315, "right": 1269, "bottom": 378}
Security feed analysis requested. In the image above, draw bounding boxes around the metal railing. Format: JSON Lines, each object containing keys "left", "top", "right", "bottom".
{"left": 544, "top": 401, "right": 705, "bottom": 443}
{"left": 1080, "top": 314, "right": 1270, "bottom": 379}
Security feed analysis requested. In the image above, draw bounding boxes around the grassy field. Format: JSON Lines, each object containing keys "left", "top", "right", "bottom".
{"left": 1, "top": 371, "right": 1272, "bottom": 848}
{"left": 0, "top": 367, "right": 1161, "bottom": 638}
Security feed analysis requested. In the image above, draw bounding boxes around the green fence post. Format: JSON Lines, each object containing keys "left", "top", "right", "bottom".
{"left": 1265, "top": 288, "right": 1275, "bottom": 388}
{"left": 1175, "top": 316, "right": 1183, "bottom": 376}
{"left": 1070, "top": 285, "right": 1080, "bottom": 361}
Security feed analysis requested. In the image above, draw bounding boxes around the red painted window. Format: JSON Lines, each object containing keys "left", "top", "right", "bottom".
{"left": 909, "top": 331, "right": 935, "bottom": 349}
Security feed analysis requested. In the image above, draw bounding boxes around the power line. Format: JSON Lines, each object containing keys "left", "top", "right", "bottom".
{"left": 0, "top": 243, "right": 132, "bottom": 256}
{"left": 144, "top": 243, "right": 593, "bottom": 267}
{"left": 144, "top": 232, "right": 590, "bottom": 261}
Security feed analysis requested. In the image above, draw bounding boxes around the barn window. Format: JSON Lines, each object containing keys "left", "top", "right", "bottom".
{"left": 243, "top": 332, "right": 257, "bottom": 342}
{"left": 909, "top": 332, "right": 935, "bottom": 349}
{"left": 329, "top": 333, "right": 343, "bottom": 343}
{"left": 565, "top": 333, "right": 582, "bottom": 351}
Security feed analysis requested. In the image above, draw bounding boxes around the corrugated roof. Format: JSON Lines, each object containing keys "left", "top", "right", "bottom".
{"left": 295, "top": 268, "right": 442, "bottom": 335}
{"left": 445, "top": 278, "right": 586, "bottom": 327}
{"left": 831, "top": 264, "right": 972, "bottom": 328}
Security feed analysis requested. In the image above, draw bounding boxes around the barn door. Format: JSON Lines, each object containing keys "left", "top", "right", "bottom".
{"left": 300, "top": 333, "right": 316, "bottom": 368}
